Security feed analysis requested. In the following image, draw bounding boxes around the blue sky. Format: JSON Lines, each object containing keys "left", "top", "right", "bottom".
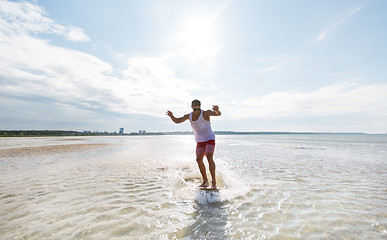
{"left": 0, "top": 0, "right": 386, "bottom": 133}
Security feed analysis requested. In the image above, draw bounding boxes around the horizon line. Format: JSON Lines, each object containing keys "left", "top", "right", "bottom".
{"left": 1, "top": 130, "right": 382, "bottom": 136}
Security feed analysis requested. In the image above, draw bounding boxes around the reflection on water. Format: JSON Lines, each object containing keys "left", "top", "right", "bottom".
{"left": 0, "top": 135, "right": 386, "bottom": 239}
{"left": 190, "top": 201, "right": 228, "bottom": 239}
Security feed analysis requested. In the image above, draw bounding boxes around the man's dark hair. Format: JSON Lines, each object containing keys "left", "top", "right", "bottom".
{"left": 191, "top": 99, "right": 201, "bottom": 106}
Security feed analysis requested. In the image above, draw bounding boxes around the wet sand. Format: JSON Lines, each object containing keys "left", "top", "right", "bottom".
{"left": 0, "top": 143, "right": 111, "bottom": 158}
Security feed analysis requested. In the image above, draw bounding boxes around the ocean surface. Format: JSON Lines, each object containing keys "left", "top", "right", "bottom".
{"left": 0, "top": 134, "right": 386, "bottom": 239}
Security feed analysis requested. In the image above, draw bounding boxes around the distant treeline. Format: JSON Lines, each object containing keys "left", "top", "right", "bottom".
{"left": 0, "top": 130, "right": 85, "bottom": 137}
{"left": 0, "top": 130, "right": 192, "bottom": 137}
{"left": 0, "top": 130, "right": 366, "bottom": 137}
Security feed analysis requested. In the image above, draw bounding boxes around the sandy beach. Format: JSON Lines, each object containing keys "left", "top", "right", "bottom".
{"left": 0, "top": 143, "right": 111, "bottom": 158}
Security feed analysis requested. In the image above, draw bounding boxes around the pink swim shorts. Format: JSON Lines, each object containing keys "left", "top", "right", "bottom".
{"left": 196, "top": 139, "right": 215, "bottom": 156}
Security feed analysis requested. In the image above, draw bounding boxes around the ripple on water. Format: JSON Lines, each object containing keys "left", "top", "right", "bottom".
{"left": 1, "top": 135, "right": 386, "bottom": 239}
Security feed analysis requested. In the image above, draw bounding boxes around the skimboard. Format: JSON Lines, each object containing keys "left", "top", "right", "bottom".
{"left": 198, "top": 187, "right": 221, "bottom": 191}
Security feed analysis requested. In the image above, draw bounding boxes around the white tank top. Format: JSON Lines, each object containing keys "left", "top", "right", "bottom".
{"left": 189, "top": 110, "right": 215, "bottom": 143}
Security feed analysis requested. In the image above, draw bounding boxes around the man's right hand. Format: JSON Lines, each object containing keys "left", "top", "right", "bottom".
{"left": 166, "top": 111, "right": 189, "bottom": 124}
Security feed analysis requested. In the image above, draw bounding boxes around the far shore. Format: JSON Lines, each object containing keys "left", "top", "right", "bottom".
{"left": 0, "top": 130, "right": 370, "bottom": 137}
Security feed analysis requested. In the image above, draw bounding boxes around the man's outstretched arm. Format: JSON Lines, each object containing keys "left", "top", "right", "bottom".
{"left": 207, "top": 105, "right": 222, "bottom": 117}
{"left": 166, "top": 111, "right": 189, "bottom": 124}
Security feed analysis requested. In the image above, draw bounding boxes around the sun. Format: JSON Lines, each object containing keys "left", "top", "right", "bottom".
{"left": 175, "top": 16, "right": 220, "bottom": 59}
{"left": 178, "top": 17, "right": 211, "bottom": 47}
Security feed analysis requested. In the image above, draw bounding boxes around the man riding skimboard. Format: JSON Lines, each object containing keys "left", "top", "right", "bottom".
{"left": 166, "top": 99, "right": 221, "bottom": 189}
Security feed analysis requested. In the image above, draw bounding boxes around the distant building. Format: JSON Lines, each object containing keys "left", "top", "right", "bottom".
{"left": 119, "top": 128, "right": 124, "bottom": 134}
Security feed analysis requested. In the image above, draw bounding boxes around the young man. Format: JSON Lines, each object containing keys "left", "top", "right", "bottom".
{"left": 166, "top": 99, "right": 221, "bottom": 188}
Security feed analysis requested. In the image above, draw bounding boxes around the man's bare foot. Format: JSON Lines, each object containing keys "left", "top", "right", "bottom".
{"left": 198, "top": 182, "right": 209, "bottom": 188}
{"left": 211, "top": 181, "right": 217, "bottom": 189}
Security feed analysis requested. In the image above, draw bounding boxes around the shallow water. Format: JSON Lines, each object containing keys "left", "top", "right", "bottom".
{"left": 0, "top": 135, "right": 386, "bottom": 239}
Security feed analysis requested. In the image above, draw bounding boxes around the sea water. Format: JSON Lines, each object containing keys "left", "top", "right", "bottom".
{"left": 0, "top": 134, "right": 386, "bottom": 239}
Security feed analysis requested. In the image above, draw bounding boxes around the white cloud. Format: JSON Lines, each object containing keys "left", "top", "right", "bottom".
{"left": 316, "top": 30, "right": 328, "bottom": 41}
{"left": 211, "top": 0, "right": 233, "bottom": 21}
{"left": 0, "top": 0, "right": 196, "bottom": 122}
{"left": 258, "top": 64, "right": 280, "bottom": 73}
{"left": 0, "top": 0, "right": 89, "bottom": 41}
{"left": 316, "top": 6, "right": 364, "bottom": 42}
{"left": 229, "top": 82, "right": 387, "bottom": 119}
{"left": 116, "top": 55, "right": 196, "bottom": 116}
{"left": 59, "top": 24, "right": 90, "bottom": 42}
{"left": 0, "top": 33, "right": 193, "bottom": 119}
{"left": 0, "top": 31, "right": 111, "bottom": 100}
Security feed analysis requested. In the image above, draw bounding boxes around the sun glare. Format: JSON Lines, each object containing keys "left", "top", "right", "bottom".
{"left": 178, "top": 18, "right": 211, "bottom": 46}
{"left": 175, "top": 16, "right": 220, "bottom": 59}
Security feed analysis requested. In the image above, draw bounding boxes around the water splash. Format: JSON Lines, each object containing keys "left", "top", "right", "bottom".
{"left": 194, "top": 167, "right": 250, "bottom": 204}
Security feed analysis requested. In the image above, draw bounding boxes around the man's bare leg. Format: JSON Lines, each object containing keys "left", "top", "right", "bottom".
{"left": 206, "top": 153, "right": 216, "bottom": 188}
{"left": 196, "top": 155, "right": 209, "bottom": 187}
